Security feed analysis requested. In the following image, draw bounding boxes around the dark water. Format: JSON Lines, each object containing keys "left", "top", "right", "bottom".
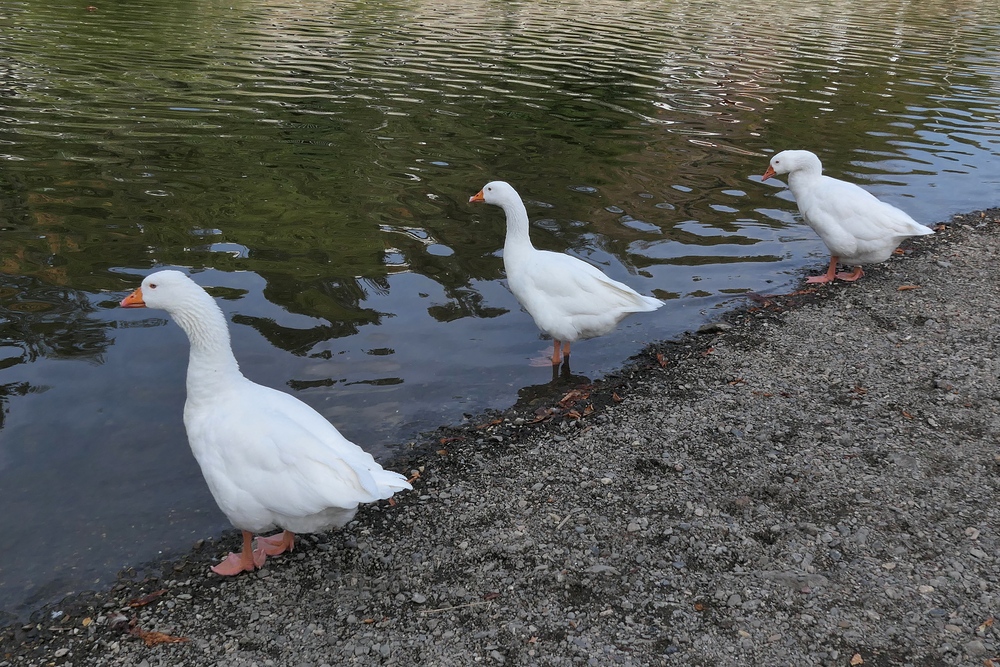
{"left": 1, "top": 0, "right": 999, "bottom": 617}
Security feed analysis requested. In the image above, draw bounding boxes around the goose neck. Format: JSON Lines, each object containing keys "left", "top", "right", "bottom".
{"left": 500, "top": 198, "right": 534, "bottom": 251}
{"left": 169, "top": 300, "right": 243, "bottom": 394}
{"left": 787, "top": 169, "right": 820, "bottom": 196}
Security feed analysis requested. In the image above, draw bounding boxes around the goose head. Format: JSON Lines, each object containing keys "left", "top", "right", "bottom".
{"left": 120, "top": 269, "right": 206, "bottom": 312}
{"left": 762, "top": 150, "right": 823, "bottom": 181}
{"left": 469, "top": 181, "right": 521, "bottom": 207}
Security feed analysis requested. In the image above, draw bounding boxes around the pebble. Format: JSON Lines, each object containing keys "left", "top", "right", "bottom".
{"left": 964, "top": 640, "right": 987, "bottom": 656}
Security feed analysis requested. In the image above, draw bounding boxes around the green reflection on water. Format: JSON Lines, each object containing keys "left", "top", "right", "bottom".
{"left": 0, "top": 0, "right": 997, "bottom": 350}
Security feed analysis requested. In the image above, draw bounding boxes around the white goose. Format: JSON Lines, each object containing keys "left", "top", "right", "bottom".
{"left": 470, "top": 181, "right": 663, "bottom": 365}
{"left": 762, "top": 150, "right": 933, "bottom": 283}
{"left": 121, "top": 270, "right": 411, "bottom": 576}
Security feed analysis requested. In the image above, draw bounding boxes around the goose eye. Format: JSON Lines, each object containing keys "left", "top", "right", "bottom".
{"left": 148, "top": 283, "right": 157, "bottom": 289}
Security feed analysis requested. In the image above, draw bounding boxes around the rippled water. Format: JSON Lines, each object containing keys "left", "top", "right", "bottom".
{"left": 1, "top": 0, "right": 999, "bottom": 617}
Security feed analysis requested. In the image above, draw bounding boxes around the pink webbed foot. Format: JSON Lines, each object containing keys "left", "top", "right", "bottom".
{"left": 528, "top": 354, "right": 557, "bottom": 368}
{"left": 256, "top": 530, "right": 295, "bottom": 557}
{"left": 210, "top": 550, "right": 265, "bottom": 576}
{"left": 529, "top": 340, "right": 570, "bottom": 367}
{"left": 835, "top": 266, "right": 864, "bottom": 282}
{"left": 210, "top": 530, "right": 265, "bottom": 576}
{"left": 806, "top": 256, "right": 839, "bottom": 284}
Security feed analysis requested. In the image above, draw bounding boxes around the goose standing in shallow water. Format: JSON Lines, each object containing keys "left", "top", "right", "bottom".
{"left": 121, "top": 270, "right": 411, "bottom": 576}
{"left": 470, "top": 181, "right": 663, "bottom": 365}
{"left": 762, "top": 150, "right": 933, "bottom": 283}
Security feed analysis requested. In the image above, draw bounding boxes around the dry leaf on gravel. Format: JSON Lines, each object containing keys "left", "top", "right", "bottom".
{"left": 127, "top": 589, "right": 167, "bottom": 608}
{"left": 558, "top": 389, "right": 589, "bottom": 407}
{"left": 130, "top": 626, "right": 189, "bottom": 647}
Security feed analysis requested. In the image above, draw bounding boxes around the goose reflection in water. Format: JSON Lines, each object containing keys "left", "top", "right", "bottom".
{"left": 515, "top": 357, "right": 593, "bottom": 417}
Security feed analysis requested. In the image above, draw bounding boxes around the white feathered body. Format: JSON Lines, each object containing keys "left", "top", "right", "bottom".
{"left": 135, "top": 270, "right": 410, "bottom": 537}
{"left": 184, "top": 376, "right": 405, "bottom": 534}
{"left": 773, "top": 150, "right": 933, "bottom": 265}
{"left": 479, "top": 181, "right": 663, "bottom": 344}
{"left": 504, "top": 245, "right": 662, "bottom": 343}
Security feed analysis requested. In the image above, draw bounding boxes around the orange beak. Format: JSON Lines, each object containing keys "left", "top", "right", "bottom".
{"left": 469, "top": 190, "right": 485, "bottom": 203}
{"left": 761, "top": 165, "right": 776, "bottom": 181}
{"left": 120, "top": 287, "right": 146, "bottom": 308}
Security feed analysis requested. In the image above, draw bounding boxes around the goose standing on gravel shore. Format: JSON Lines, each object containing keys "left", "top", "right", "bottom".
{"left": 762, "top": 150, "right": 933, "bottom": 283}
{"left": 470, "top": 181, "right": 663, "bottom": 365}
{"left": 121, "top": 270, "right": 411, "bottom": 576}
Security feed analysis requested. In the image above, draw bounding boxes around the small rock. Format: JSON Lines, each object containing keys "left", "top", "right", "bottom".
{"left": 698, "top": 321, "right": 733, "bottom": 334}
{"left": 964, "top": 640, "right": 987, "bottom": 656}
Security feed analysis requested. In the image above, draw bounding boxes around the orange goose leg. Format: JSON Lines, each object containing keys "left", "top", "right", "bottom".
{"left": 806, "top": 256, "right": 839, "bottom": 284}
{"left": 550, "top": 340, "right": 571, "bottom": 365}
{"left": 530, "top": 340, "right": 572, "bottom": 367}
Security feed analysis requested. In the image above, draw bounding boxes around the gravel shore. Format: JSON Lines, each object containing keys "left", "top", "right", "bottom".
{"left": 3, "top": 210, "right": 998, "bottom": 667}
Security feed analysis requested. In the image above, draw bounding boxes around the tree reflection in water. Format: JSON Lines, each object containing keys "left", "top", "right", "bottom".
{"left": 0, "top": 275, "right": 113, "bottom": 434}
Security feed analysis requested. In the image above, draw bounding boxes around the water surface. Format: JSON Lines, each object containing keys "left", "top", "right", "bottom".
{"left": 2, "top": 0, "right": 999, "bottom": 617}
